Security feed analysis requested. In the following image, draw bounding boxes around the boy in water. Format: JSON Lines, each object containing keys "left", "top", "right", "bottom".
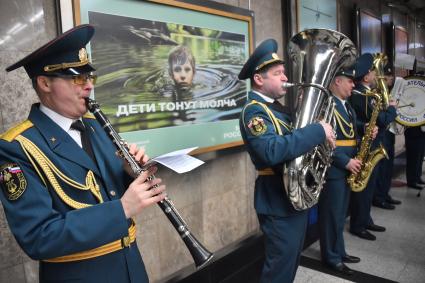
{"left": 168, "top": 45, "right": 196, "bottom": 91}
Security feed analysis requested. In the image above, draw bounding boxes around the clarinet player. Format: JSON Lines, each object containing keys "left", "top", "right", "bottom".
{"left": 0, "top": 24, "right": 166, "bottom": 283}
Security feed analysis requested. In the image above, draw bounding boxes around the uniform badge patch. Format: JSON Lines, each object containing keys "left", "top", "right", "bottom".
{"left": 247, "top": 117, "right": 267, "bottom": 136}
{"left": 0, "top": 163, "right": 27, "bottom": 200}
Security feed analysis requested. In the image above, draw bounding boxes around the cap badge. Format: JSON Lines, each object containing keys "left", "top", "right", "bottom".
{"left": 79, "top": 48, "right": 88, "bottom": 62}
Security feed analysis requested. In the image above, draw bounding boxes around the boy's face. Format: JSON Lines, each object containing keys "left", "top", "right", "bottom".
{"left": 171, "top": 59, "right": 194, "bottom": 90}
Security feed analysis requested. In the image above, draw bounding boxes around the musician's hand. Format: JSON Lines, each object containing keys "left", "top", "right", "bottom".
{"left": 121, "top": 166, "right": 166, "bottom": 219}
{"left": 128, "top": 144, "right": 149, "bottom": 164}
{"left": 319, "top": 121, "right": 336, "bottom": 149}
{"left": 120, "top": 144, "right": 150, "bottom": 177}
{"left": 346, "top": 158, "right": 362, "bottom": 174}
{"left": 372, "top": 126, "right": 379, "bottom": 140}
{"left": 389, "top": 99, "right": 397, "bottom": 107}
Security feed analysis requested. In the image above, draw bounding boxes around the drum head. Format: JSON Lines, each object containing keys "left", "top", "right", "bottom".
{"left": 395, "top": 76, "right": 425, "bottom": 126}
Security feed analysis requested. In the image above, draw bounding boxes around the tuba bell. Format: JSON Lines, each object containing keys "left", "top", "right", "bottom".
{"left": 282, "top": 29, "right": 357, "bottom": 210}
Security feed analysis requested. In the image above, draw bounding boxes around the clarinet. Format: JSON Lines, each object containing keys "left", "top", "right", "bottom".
{"left": 85, "top": 98, "right": 213, "bottom": 269}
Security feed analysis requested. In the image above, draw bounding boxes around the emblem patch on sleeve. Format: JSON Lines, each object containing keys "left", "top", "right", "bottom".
{"left": 247, "top": 117, "right": 267, "bottom": 136}
{"left": 0, "top": 163, "right": 27, "bottom": 200}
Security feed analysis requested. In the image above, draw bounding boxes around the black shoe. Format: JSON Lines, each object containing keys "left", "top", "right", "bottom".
{"left": 418, "top": 180, "right": 425, "bottom": 185}
{"left": 386, "top": 196, "right": 401, "bottom": 205}
{"left": 342, "top": 255, "right": 361, "bottom": 263}
{"left": 350, "top": 229, "right": 376, "bottom": 240}
{"left": 407, "top": 183, "right": 424, "bottom": 190}
{"left": 366, "top": 223, "right": 386, "bottom": 232}
{"left": 328, "top": 262, "right": 354, "bottom": 275}
{"left": 372, "top": 200, "right": 395, "bottom": 210}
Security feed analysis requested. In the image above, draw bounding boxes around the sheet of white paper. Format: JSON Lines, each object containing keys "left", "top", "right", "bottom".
{"left": 146, "top": 147, "right": 204, "bottom": 174}
{"left": 155, "top": 147, "right": 198, "bottom": 158}
{"left": 153, "top": 154, "right": 205, "bottom": 174}
{"left": 391, "top": 77, "right": 407, "bottom": 100}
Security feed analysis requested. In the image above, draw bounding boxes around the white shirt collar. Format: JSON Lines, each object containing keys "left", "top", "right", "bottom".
{"left": 252, "top": 90, "right": 275, "bottom": 103}
{"left": 333, "top": 94, "right": 346, "bottom": 106}
{"left": 39, "top": 104, "right": 77, "bottom": 132}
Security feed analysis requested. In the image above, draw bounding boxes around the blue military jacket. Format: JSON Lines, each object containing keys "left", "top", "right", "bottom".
{"left": 0, "top": 104, "right": 147, "bottom": 282}
{"left": 326, "top": 96, "right": 361, "bottom": 180}
{"left": 239, "top": 91, "right": 326, "bottom": 216}
{"left": 349, "top": 84, "right": 397, "bottom": 146}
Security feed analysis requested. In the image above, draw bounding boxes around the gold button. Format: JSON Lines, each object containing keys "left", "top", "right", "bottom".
{"left": 110, "top": 190, "right": 116, "bottom": 196}
{"left": 122, "top": 236, "right": 130, "bottom": 248}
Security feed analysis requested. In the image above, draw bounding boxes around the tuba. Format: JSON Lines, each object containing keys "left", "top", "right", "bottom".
{"left": 282, "top": 29, "right": 357, "bottom": 210}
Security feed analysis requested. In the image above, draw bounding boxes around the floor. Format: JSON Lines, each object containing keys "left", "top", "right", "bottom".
{"left": 296, "top": 156, "right": 425, "bottom": 283}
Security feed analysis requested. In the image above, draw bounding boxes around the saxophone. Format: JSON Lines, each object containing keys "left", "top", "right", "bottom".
{"left": 373, "top": 53, "right": 390, "bottom": 108}
{"left": 374, "top": 52, "right": 402, "bottom": 134}
{"left": 347, "top": 89, "right": 389, "bottom": 192}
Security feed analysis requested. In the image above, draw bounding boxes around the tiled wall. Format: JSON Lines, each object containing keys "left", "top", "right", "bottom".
{"left": 0, "top": 1, "right": 57, "bottom": 282}
{"left": 0, "top": 0, "right": 284, "bottom": 282}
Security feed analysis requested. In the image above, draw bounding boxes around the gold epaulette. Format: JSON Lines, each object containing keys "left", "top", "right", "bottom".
{"left": 43, "top": 222, "right": 137, "bottom": 263}
{"left": 0, "top": 120, "right": 33, "bottom": 142}
{"left": 83, "top": 113, "right": 96, "bottom": 119}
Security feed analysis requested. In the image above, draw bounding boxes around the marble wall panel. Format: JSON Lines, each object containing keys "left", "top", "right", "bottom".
{"left": 243, "top": 153, "right": 260, "bottom": 231}
{"left": 0, "top": 223, "right": 25, "bottom": 270}
{"left": 203, "top": 188, "right": 251, "bottom": 251}
{"left": 250, "top": 0, "right": 284, "bottom": 57}
{"left": 158, "top": 165, "right": 203, "bottom": 208}
{"left": 23, "top": 260, "right": 39, "bottom": 283}
{"left": 0, "top": 264, "right": 27, "bottom": 283}
{"left": 201, "top": 151, "right": 247, "bottom": 199}
{"left": 137, "top": 202, "right": 164, "bottom": 223}
{"left": 156, "top": 203, "right": 203, "bottom": 279}
{"left": 0, "top": 0, "right": 57, "bottom": 53}
{"left": 0, "top": 203, "right": 7, "bottom": 229}
{"left": 0, "top": 50, "right": 39, "bottom": 130}
{"left": 135, "top": 215, "right": 162, "bottom": 283}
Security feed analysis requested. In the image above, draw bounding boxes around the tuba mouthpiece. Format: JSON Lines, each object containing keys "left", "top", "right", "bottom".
{"left": 282, "top": 82, "right": 297, "bottom": 88}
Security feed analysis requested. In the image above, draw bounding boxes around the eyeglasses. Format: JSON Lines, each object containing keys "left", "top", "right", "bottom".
{"left": 49, "top": 74, "right": 97, "bottom": 85}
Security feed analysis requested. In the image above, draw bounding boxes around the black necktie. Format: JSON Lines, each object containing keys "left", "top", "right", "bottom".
{"left": 344, "top": 103, "right": 352, "bottom": 119}
{"left": 269, "top": 100, "right": 286, "bottom": 113}
{"left": 71, "top": 120, "right": 96, "bottom": 162}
